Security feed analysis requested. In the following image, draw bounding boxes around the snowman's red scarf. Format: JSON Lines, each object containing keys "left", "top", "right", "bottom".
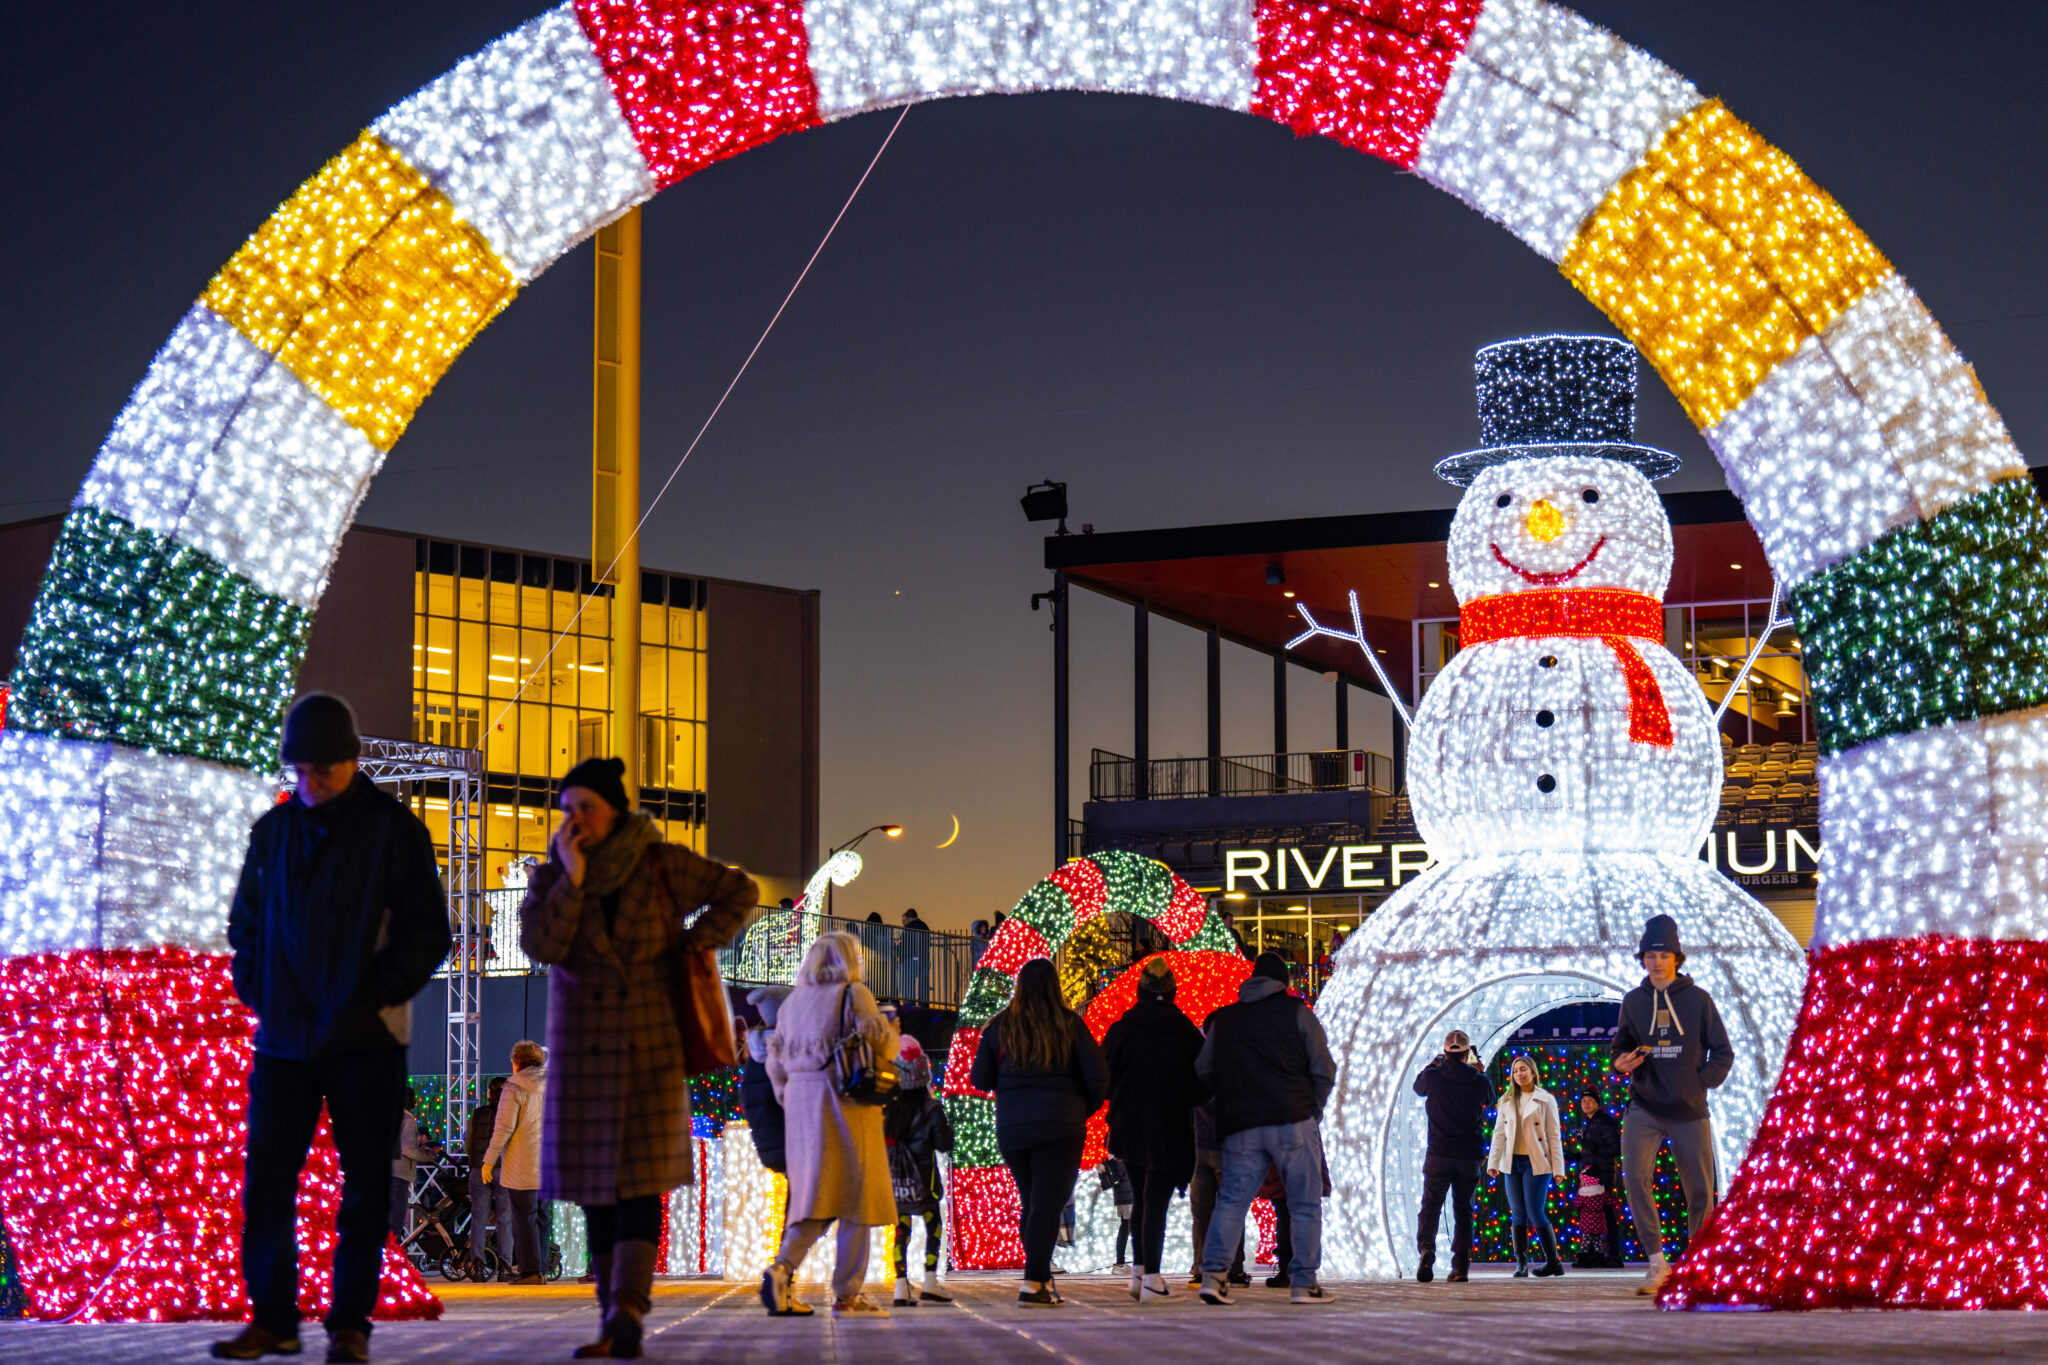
{"left": 1459, "top": 589, "right": 1674, "bottom": 746}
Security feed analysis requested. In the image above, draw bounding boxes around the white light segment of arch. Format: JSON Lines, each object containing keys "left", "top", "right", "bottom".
{"left": 0, "top": 731, "right": 277, "bottom": 958}
{"left": 372, "top": 3, "right": 656, "bottom": 284}
{"left": 803, "top": 0, "right": 1259, "bottom": 119}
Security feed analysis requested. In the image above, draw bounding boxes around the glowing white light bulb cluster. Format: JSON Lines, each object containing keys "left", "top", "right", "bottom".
{"left": 803, "top": 0, "right": 1258, "bottom": 119}
{"left": 373, "top": 3, "right": 655, "bottom": 283}
{"left": 1706, "top": 275, "right": 2025, "bottom": 584}
{"left": 663, "top": 1139, "right": 726, "bottom": 1273}
{"left": 1414, "top": 0, "right": 1700, "bottom": 263}
{"left": 0, "top": 732, "right": 275, "bottom": 957}
{"left": 1318, "top": 851, "right": 1804, "bottom": 1279}
{"left": 1813, "top": 706, "right": 2048, "bottom": 946}
{"left": 75, "top": 308, "right": 381, "bottom": 609}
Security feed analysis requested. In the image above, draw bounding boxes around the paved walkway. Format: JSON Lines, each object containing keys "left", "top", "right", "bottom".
{"left": 1, "top": 1271, "right": 2039, "bottom": 1363}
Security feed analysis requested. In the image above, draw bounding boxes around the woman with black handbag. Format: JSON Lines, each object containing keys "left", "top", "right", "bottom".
{"left": 519, "top": 757, "right": 759, "bottom": 1359}
{"left": 969, "top": 958, "right": 1109, "bottom": 1306}
{"left": 761, "top": 930, "right": 901, "bottom": 1318}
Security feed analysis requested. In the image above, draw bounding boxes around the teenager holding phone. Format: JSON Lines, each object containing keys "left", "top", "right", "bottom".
{"left": 1610, "top": 915, "right": 1733, "bottom": 1297}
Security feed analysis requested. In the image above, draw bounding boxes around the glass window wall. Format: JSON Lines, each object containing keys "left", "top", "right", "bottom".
{"left": 411, "top": 542, "right": 708, "bottom": 890}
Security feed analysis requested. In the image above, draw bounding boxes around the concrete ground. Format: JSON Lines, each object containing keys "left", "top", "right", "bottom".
{"left": 1, "top": 1270, "right": 2040, "bottom": 1363}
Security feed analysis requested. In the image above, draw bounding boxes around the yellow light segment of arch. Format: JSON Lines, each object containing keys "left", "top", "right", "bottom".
{"left": 200, "top": 133, "right": 519, "bottom": 452}
{"left": 1562, "top": 100, "right": 1892, "bottom": 429}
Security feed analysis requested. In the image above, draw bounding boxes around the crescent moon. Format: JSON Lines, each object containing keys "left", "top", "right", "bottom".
{"left": 935, "top": 814, "right": 960, "bottom": 850}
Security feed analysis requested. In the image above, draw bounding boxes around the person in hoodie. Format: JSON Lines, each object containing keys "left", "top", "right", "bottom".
{"left": 1194, "top": 952, "right": 1338, "bottom": 1306}
{"left": 741, "top": 986, "right": 791, "bottom": 1178}
{"left": 1411, "top": 1029, "right": 1494, "bottom": 1284}
{"left": 1609, "top": 914, "right": 1733, "bottom": 1297}
{"left": 390, "top": 1086, "right": 443, "bottom": 1241}
{"left": 216, "top": 694, "right": 450, "bottom": 1365}
{"left": 882, "top": 1035, "right": 955, "bottom": 1307}
{"left": 481, "top": 1040, "right": 549, "bottom": 1284}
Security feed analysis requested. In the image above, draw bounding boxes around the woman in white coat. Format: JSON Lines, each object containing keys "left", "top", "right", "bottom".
{"left": 761, "top": 930, "right": 901, "bottom": 1318}
{"left": 1487, "top": 1055, "right": 1565, "bottom": 1279}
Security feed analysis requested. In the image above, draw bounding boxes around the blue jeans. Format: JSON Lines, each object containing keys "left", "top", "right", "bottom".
{"left": 1202, "top": 1118, "right": 1323, "bottom": 1287}
{"left": 1502, "top": 1153, "right": 1553, "bottom": 1231}
{"left": 468, "top": 1168, "right": 513, "bottom": 1262}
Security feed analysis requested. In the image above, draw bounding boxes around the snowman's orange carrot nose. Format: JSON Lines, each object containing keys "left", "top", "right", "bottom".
{"left": 1525, "top": 498, "right": 1567, "bottom": 542}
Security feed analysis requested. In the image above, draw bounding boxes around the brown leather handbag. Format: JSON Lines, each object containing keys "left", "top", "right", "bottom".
{"left": 647, "top": 849, "right": 737, "bottom": 1076}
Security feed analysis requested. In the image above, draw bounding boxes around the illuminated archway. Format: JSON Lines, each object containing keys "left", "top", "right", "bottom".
{"left": 1, "top": 0, "right": 2045, "bottom": 1314}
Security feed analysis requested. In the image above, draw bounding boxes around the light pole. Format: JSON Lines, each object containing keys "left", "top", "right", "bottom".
{"left": 823, "top": 824, "right": 901, "bottom": 918}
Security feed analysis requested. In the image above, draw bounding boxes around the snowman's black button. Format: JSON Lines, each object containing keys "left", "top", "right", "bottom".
{"left": 1536, "top": 710, "right": 1555, "bottom": 728}
{"left": 1536, "top": 774, "right": 1557, "bottom": 794}
{"left": 1539, "top": 655, "right": 1557, "bottom": 669}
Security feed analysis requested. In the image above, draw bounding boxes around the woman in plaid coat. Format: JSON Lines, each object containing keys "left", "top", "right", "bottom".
{"left": 520, "top": 757, "right": 758, "bottom": 1359}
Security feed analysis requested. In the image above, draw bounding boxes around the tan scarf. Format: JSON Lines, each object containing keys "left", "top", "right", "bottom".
{"left": 581, "top": 812, "right": 662, "bottom": 898}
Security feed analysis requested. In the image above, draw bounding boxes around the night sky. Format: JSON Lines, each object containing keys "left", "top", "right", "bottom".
{"left": 4, "top": 3, "right": 2044, "bottom": 929}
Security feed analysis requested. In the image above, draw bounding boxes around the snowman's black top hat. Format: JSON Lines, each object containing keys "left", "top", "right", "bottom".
{"left": 1433, "top": 334, "right": 1681, "bottom": 487}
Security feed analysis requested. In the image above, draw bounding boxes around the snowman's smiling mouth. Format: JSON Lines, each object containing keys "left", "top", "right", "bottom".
{"left": 1491, "top": 536, "right": 1608, "bottom": 586}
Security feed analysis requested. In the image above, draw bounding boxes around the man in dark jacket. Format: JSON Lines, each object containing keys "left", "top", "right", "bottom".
{"left": 1610, "top": 914, "right": 1733, "bottom": 1298}
{"left": 1194, "top": 953, "right": 1338, "bottom": 1305}
{"left": 214, "top": 695, "right": 450, "bottom": 1363}
{"left": 1411, "top": 1029, "right": 1494, "bottom": 1284}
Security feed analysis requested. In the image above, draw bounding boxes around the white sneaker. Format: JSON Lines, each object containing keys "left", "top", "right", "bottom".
{"left": 894, "top": 1277, "right": 917, "bottom": 1306}
{"left": 1290, "top": 1283, "right": 1338, "bottom": 1305}
{"left": 1128, "top": 1267, "right": 1143, "bottom": 1301}
{"left": 1199, "top": 1273, "right": 1233, "bottom": 1306}
{"left": 1142, "top": 1273, "right": 1170, "bottom": 1299}
{"left": 920, "top": 1272, "right": 953, "bottom": 1304}
{"left": 1635, "top": 1259, "right": 1671, "bottom": 1297}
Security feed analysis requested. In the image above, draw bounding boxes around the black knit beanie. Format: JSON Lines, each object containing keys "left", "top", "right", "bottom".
{"left": 1252, "top": 951, "right": 1291, "bottom": 984}
{"left": 560, "top": 756, "right": 631, "bottom": 814}
{"left": 280, "top": 693, "right": 361, "bottom": 764}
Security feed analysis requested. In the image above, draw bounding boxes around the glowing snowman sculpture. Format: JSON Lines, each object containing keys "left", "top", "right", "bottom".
{"left": 1313, "top": 337, "right": 1806, "bottom": 1280}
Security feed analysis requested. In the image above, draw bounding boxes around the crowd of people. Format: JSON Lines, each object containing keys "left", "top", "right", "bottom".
{"left": 211, "top": 693, "right": 1730, "bottom": 1357}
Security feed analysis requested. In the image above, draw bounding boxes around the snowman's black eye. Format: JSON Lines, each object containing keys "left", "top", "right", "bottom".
{"left": 1582, "top": 488, "right": 1600, "bottom": 504}
{"left": 1495, "top": 493, "right": 1513, "bottom": 508}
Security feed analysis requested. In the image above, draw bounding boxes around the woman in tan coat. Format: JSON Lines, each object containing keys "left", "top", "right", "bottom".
{"left": 1487, "top": 1054, "right": 1566, "bottom": 1280}
{"left": 520, "top": 757, "right": 758, "bottom": 1358}
{"left": 760, "top": 930, "right": 900, "bottom": 1318}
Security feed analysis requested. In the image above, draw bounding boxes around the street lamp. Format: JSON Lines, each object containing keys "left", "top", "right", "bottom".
{"left": 819, "top": 824, "right": 902, "bottom": 918}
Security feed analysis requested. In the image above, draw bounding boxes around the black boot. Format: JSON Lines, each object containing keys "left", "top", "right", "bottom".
{"left": 1415, "top": 1249, "right": 1434, "bottom": 1284}
{"left": 601, "top": 1240, "right": 657, "bottom": 1358}
{"left": 1446, "top": 1254, "right": 1469, "bottom": 1283}
{"left": 572, "top": 1252, "right": 614, "bottom": 1358}
{"left": 1511, "top": 1227, "right": 1530, "bottom": 1278}
{"left": 1534, "top": 1227, "right": 1565, "bottom": 1278}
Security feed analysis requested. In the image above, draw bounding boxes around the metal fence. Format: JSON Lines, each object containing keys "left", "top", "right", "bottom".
{"left": 1089, "top": 747, "right": 1396, "bottom": 802}
{"left": 470, "top": 894, "right": 972, "bottom": 1008}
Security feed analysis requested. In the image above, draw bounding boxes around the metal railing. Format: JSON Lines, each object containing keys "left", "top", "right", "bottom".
{"left": 1089, "top": 747, "right": 1396, "bottom": 802}
{"left": 723, "top": 909, "right": 973, "bottom": 1008}
{"left": 470, "top": 895, "right": 972, "bottom": 1008}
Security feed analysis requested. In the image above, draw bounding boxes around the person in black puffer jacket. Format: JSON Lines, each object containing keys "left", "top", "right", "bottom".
{"left": 969, "top": 959, "right": 1108, "bottom": 1306}
{"left": 741, "top": 986, "right": 790, "bottom": 1175}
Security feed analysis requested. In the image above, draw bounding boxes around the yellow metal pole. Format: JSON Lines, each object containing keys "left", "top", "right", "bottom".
{"left": 593, "top": 207, "right": 642, "bottom": 793}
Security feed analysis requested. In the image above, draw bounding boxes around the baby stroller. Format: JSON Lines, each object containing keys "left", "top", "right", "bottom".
{"left": 397, "top": 1157, "right": 470, "bottom": 1280}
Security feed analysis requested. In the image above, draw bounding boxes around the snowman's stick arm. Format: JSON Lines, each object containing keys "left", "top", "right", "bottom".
{"left": 1711, "top": 580, "right": 1793, "bottom": 727}
{"left": 1286, "top": 592, "right": 1415, "bottom": 730}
